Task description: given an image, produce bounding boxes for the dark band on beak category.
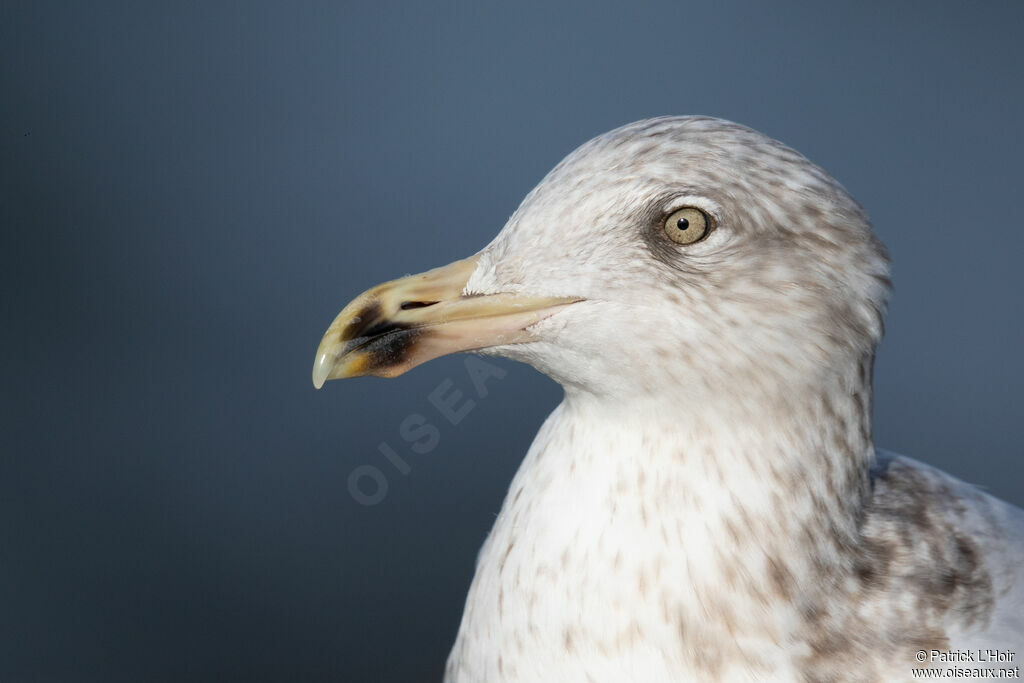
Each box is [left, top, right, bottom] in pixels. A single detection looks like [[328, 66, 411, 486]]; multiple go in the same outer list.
[[342, 302, 410, 343], [323, 301, 421, 376]]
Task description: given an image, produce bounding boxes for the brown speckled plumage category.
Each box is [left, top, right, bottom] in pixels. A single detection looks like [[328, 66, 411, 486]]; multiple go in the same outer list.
[[327, 117, 1024, 682]]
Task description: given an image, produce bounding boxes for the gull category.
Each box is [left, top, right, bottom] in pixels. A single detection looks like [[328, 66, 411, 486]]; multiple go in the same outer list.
[[312, 117, 1024, 682]]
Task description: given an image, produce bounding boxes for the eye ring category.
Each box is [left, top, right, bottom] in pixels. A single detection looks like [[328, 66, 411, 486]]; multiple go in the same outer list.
[[663, 207, 712, 245]]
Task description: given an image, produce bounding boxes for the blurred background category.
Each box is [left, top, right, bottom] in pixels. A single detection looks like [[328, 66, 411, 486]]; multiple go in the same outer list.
[[3, 1, 1022, 681]]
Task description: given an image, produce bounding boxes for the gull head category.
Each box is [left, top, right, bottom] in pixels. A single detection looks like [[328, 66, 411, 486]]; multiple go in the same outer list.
[[314, 116, 891, 408]]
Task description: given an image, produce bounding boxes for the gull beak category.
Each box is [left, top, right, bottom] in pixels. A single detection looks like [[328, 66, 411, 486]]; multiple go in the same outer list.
[[312, 255, 580, 388]]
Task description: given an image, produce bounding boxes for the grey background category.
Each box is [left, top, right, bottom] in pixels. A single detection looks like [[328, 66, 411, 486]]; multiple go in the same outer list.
[[2, 1, 1022, 681]]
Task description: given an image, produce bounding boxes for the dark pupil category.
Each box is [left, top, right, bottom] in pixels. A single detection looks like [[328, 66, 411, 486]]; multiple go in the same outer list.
[[676, 217, 690, 231]]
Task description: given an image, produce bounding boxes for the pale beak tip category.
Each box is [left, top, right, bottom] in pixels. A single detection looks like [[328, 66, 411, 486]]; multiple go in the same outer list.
[[312, 350, 333, 389]]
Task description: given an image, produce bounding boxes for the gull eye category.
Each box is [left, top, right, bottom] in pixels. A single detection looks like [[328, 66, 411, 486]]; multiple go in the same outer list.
[[664, 207, 711, 245]]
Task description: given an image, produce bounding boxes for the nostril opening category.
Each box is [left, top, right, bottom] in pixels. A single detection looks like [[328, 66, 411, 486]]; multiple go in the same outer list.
[[400, 300, 439, 311]]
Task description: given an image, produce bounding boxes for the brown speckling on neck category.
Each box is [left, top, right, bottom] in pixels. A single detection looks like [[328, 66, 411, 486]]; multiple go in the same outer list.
[[791, 453, 998, 681]]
